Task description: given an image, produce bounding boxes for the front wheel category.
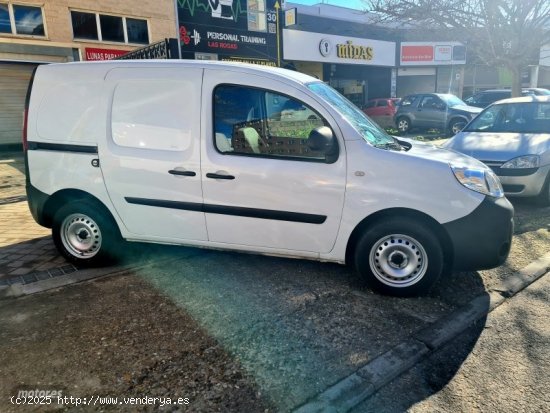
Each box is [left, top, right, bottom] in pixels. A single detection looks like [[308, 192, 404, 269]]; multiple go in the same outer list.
[[449, 119, 467, 136], [354, 218, 444, 297], [396, 117, 410, 134], [52, 200, 121, 267]]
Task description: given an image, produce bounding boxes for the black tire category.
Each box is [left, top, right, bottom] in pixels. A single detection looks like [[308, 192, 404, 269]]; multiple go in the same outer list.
[[354, 218, 444, 297], [52, 200, 121, 267], [535, 173, 550, 207], [448, 118, 467, 136], [396, 117, 410, 134]]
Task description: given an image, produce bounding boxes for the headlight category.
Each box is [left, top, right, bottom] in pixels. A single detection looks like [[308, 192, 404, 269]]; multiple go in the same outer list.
[[501, 155, 540, 169], [451, 165, 504, 198]]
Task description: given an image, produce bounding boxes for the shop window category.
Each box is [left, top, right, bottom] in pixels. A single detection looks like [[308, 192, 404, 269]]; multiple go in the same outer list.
[[100, 15, 124, 42], [0, 3, 45, 37], [70, 10, 149, 45], [71, 11, 98, 40], [0, 4, 10, 33], [126, 18, 149, 44]]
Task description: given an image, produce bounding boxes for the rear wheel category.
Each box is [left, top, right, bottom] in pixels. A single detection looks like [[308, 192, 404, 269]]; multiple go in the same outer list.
[[396, 117, 410, 133], [52, 200, 121, 267], [354, 218, 443, 297]]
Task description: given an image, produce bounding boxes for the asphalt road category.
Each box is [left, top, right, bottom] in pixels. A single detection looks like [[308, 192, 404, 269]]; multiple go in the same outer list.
[[352, 270, 550, 413]]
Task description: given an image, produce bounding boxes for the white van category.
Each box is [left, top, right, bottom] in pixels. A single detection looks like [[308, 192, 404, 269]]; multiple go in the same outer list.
[[24, 61, 513, 296]]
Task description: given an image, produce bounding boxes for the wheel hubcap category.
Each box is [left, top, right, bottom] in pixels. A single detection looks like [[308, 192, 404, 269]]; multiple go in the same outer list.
[[61, 213, 102, 258], [369, 234, 428, 288], [452, 122, 465, 134]]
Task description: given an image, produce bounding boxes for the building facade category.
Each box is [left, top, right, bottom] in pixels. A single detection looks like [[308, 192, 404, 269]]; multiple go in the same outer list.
[[0, 0, 176, 147]]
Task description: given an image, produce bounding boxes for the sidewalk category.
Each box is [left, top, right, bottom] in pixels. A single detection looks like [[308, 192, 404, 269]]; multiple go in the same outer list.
[[0, 153, 70, 281]]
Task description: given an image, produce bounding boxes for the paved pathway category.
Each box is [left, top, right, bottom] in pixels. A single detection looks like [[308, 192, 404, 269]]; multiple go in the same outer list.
[[0, 153, 69, 280]]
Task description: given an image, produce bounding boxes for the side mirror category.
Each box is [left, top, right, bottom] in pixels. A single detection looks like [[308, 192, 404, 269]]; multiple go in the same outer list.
[[307, 126, 338, 163]]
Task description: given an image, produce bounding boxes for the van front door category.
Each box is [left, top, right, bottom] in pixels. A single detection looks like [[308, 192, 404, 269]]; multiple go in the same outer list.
[[100, 67, 207, 242], [200, 70, 346, 254]]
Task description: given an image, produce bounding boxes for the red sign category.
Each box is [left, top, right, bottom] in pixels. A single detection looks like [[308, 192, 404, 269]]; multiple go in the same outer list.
[[401, 45, 434, 62], [84, 47, 128, 61]]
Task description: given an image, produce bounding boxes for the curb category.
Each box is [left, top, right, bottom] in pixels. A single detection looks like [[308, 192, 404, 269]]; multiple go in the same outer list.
[[292, 251, 550, 413], [0, 251, 203, 299], [0, 264, 135, 299]]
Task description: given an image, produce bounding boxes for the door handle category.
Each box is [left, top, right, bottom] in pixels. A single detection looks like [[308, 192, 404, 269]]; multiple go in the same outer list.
[[206, 172, 235, 180], [169, 169, 196, 177]]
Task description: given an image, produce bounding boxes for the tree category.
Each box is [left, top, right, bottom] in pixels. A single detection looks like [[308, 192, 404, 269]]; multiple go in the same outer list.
[[364, 0, 550, 96]]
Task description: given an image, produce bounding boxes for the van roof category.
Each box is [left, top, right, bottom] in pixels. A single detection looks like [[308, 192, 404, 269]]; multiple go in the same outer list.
[[47, 59, 319, 86]]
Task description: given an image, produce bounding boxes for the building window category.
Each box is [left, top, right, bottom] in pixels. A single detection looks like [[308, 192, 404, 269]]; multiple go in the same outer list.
[[99, 15, 124, 42], [70, 10, 149, 45], [247, 0, 266, 32], [126, 18, 148, 44], [71, 11, 98, 40], [0, 3, 45, 37], [0, 4, 10, 33]]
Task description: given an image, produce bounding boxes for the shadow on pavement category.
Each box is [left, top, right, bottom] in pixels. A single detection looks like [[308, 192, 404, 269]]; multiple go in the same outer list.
[[122, 243, 489, 412]]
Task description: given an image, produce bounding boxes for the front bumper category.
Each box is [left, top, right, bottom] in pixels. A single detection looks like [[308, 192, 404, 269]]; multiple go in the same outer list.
[[498, 164, 550, 197], [443, 196, 514, 271], [483, 161, 550, 197]]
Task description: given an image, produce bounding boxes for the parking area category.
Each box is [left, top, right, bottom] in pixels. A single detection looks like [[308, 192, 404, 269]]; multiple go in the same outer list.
[[1, 151, 549, 412]]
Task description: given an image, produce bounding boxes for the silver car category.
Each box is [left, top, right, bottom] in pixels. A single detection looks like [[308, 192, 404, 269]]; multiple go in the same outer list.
[[444, 96, 550, 206]]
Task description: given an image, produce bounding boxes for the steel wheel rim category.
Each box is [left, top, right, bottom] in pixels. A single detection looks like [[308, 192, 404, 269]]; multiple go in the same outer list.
[[60, 213, 102, 258], [451, 122, 465, 135], [398, 119, 409, 132], [369, 234, 428, 288]]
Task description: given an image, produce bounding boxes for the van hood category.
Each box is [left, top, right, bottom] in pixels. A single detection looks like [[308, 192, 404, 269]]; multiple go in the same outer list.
[[443, 131, 550, 162], [451, 105, 483, 115], [395, 137, 490, 170]]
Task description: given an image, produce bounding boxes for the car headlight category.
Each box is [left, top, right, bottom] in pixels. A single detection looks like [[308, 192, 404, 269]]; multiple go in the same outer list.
[[451, 165, 504, 198], [501, 155, 540, 169]]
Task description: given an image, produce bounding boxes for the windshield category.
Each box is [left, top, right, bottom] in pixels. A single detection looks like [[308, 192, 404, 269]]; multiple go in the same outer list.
[[440, 94, 467, 107], [307, 82, 394, 147], [464, 102, 550, 133]]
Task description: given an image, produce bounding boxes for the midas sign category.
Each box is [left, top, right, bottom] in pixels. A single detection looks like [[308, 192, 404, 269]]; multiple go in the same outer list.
[[337, 41, 374, 60]]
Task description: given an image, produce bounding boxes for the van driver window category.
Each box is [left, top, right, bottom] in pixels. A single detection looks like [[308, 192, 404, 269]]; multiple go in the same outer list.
[[213, 85, 330, 161]]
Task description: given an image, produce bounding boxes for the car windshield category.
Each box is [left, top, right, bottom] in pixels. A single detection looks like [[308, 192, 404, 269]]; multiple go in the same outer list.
[[439, 94, 466, 107], [307, 82, 395, 147], [464, 102, 550, 133]]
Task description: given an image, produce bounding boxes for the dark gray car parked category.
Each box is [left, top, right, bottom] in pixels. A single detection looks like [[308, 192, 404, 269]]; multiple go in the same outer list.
[[395, 93, 482, 135], [464, 88, 550, 108]]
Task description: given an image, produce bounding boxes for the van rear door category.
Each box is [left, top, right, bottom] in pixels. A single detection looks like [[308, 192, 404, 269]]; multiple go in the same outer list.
[[100, 67, 207, 242]]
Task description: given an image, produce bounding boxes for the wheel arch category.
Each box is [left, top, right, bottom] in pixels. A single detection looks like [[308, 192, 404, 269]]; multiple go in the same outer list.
[[448, 115, 469, 129], [42, 189, 116, 228], [345, 207, 454, 270]]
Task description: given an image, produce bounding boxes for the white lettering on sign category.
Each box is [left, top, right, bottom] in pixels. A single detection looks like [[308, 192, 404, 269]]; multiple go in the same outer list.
[[435, 45, 452, 61]]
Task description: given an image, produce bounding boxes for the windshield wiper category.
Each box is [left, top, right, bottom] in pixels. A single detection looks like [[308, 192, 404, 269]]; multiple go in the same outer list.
[[374, 141, 404, 151]]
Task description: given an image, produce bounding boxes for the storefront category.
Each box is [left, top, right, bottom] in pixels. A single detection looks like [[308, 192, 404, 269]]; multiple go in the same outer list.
[[177, 0, 279, 66], [283, 29, 396, 107], [397, 42, 467, 97]]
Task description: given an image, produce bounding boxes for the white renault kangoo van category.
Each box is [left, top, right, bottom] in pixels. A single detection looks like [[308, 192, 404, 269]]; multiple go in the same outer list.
[[24, 61, 513, 296]]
